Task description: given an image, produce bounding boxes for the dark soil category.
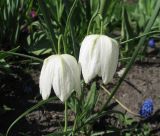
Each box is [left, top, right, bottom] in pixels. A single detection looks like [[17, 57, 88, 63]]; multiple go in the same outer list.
[[0, 52, 160, 136], [116, 60, 160, 116]]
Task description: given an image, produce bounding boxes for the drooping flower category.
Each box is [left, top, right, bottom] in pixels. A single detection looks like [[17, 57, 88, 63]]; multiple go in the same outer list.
[[39, 54, 81, 102], [139, 99, 153, 118], [79, 34, 119, 84], [148, 38, 155, 48]]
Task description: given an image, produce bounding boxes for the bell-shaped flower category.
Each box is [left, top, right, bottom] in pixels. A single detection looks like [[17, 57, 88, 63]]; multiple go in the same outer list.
[[79, 34, 119, 84], [39, 54, 81, 102]]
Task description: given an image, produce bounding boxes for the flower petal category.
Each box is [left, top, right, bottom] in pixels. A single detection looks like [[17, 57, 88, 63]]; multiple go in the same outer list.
[[52, 54, 81, 102], [61, 54, 81, 93], [79, 35, 101, 83], [39, 55, 56, 100], [100, 36, 119, 84]]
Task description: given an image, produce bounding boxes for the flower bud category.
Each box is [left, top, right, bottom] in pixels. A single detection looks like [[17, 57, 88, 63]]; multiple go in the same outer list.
[[139, 99, 153, 118], [148, 38, 155, 48]]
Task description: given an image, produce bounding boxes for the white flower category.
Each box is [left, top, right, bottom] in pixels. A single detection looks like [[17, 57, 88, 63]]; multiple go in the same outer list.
[[39, 54, 81, 102], [79, 34, 119, 84]]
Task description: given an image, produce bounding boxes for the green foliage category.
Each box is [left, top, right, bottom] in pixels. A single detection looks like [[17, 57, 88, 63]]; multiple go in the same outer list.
[[0, 0, 33, 49], [67, 82, 99, 135], [0, 46, 19, 72], [84, 82, 97, 111], [26, 21, 52, 55], [114, 114, 151, 136], [33, 0, 123, 57], [120, 5, 136, 61], [132, 0, 160, 30], [36, 0, 88, 56], [120, 0, 160, 62]]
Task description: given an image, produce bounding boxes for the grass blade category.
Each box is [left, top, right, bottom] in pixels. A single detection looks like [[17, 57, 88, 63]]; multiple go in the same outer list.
[[0, 51, 43, 62], [38, 0, 57, 53]]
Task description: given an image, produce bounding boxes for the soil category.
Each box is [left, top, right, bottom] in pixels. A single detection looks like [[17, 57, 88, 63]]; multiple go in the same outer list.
[[0, 49, 160, 136], [116, 60, 160, 116]]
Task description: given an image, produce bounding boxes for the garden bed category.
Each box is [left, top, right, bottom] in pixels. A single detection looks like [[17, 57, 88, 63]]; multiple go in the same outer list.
[[0, 54, 160, 135]]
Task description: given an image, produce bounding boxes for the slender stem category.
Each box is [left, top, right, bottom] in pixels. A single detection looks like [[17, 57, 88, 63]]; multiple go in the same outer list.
[[120, 31, 160, 45], [101, 0, 160, 110], [119, 57, 131, 61], [87, 1, 100, 35], [64, 0, 78, 36], [70, 22, 77, 58], [72, 115, 77, 135], [62, 35, 67, 54], [72, 98, 77, 135], [98, 14, 103, 35], [99, 0, 106, 16], [58, 35, 62, 54], [64, 101, 68, 134], [63, 0, 78, 55], [0, 51, 43, 62]]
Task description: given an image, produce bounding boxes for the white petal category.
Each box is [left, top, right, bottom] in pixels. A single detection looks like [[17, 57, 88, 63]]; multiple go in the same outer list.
[[39, 55, 56, 100], [99, 35, 119, 84], [117, 68, 126, 77], [61, 54, 81, 93], [52, 54, 81, 102], [79, 35, 101, 83]]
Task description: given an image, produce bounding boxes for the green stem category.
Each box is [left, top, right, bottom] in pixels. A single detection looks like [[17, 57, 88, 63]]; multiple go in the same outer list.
[[62, 35, 67, 54], [63, 0, 78, 55], [98, 14, 103, 35], [0, 51, 43, 62], [119, 57, 131, 61], [120, 31, 160, 45], [70, 22, 77, 58], [58, 35, 62, 54], [72, 98, 77, 135], [64, 101, 68, 134], [101, 0, 160, 110], [64, 0, 78, 36], [87, 1, 100, 35], [72, 115, 77, 135], [99, 0, 106, 16]]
